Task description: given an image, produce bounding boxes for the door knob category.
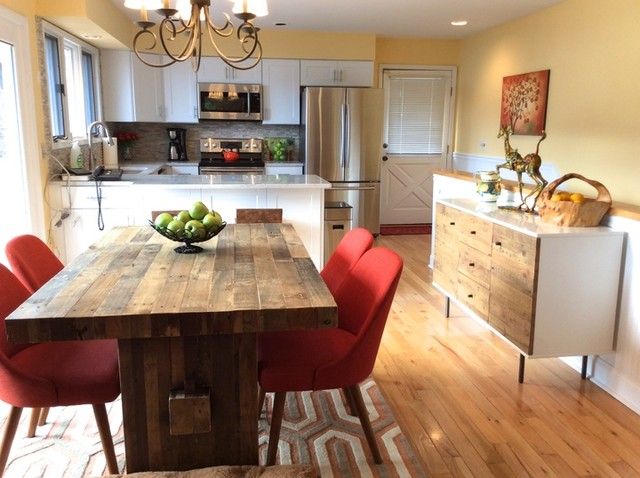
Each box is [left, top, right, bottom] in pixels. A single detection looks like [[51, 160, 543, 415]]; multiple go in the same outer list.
[[382, 155, 389, 161], [383, 143, 388, 149]]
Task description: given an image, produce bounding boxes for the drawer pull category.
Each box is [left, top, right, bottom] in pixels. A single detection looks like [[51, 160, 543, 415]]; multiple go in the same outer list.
[[449, 221, 455, 226], [467, 294, 473, 298], [468, 262, 475, 267], [470, 230, 476, 235], [495, 241, 502, 246]]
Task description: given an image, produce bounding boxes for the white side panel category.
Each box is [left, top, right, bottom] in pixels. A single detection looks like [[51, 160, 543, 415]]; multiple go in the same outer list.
[[532, 234, 622, 357]]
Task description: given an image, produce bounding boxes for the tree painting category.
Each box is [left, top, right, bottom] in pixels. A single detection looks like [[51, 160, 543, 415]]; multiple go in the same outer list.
[[500, 70, 550, 135]]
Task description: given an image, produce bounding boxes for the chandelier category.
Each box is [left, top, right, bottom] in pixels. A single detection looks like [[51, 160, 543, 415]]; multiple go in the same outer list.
[[124, 0, 268, 71]]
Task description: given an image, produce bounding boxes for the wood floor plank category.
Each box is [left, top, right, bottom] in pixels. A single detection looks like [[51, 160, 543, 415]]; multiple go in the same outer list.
[[373, 234, 640, 478]]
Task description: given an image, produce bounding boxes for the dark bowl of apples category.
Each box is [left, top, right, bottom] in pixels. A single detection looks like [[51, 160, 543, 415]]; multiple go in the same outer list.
[[150, 202, 226, 253]]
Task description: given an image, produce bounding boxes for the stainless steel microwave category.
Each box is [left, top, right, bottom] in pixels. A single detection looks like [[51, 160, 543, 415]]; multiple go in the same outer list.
[[198, 83, 262, 121]]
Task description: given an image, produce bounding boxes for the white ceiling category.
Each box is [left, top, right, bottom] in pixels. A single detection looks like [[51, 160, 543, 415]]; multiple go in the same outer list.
[[110, 0, 564, 38]]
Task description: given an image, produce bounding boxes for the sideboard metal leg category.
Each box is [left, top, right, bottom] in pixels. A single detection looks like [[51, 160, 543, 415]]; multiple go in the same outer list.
[[444, 297, 451, 318], [518, 354, 525, 383], [581, 355, 589, 379]]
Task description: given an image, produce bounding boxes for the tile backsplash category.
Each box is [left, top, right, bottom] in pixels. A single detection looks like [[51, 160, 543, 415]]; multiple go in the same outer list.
[[106, 121, 301, 164]]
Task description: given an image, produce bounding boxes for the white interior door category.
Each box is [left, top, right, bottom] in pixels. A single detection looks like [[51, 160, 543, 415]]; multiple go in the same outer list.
[[380, 68, 454, 224], [0, 7, 42, 264]]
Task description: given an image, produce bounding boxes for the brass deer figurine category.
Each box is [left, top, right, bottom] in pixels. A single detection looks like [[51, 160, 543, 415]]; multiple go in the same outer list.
[[496, 126, 548, 212]]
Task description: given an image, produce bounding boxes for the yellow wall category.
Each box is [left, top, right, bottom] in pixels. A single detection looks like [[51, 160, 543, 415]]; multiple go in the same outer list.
[[455, 0, 640, 204]]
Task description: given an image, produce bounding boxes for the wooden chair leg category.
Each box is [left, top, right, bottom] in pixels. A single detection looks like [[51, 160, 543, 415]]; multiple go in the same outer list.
[[38, 407, 49, 426], [348, 384, 383, 464], [27, 408, 41, 438], [258, 385, 266, 418], [0, 406, 23, 474], [342, 387, 358, 416], [266, 392, 286, 466], [92, 404, 119, 475]]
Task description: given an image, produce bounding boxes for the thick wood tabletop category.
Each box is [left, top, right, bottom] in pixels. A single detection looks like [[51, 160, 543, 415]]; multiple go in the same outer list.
[[6, 224, 337, 344]]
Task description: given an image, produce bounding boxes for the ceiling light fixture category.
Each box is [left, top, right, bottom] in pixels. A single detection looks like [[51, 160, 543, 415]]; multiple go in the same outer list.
[[125, 0, 268, 71], [451, 20, 468, 26]]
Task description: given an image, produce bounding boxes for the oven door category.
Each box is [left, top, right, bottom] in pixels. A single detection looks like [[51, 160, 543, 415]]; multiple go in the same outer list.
[[198, 83, 262, 120]]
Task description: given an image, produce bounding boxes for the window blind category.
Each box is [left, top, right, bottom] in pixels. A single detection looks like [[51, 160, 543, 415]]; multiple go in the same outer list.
[[387, 76, 446, 155]]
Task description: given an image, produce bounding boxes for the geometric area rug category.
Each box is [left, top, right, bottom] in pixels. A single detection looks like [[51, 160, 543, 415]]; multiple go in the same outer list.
[[0, 379, 425, 477]]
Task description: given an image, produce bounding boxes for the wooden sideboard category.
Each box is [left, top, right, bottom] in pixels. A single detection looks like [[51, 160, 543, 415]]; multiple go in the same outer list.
[[432, 198, 624, 382]]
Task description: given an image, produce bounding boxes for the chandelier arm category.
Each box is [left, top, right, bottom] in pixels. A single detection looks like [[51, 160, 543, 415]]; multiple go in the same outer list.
[[157, 19, 192, 62], [204, 8, 234, 37]]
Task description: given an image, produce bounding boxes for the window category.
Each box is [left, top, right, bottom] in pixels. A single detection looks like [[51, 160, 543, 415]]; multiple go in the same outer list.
[[384, 71, 449, 155], [43, 22, 100, 145]]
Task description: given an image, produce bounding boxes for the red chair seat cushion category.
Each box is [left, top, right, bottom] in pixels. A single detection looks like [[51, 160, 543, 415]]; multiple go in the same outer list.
[[10, 339, 119, 407], [259, 328, 356, 392]]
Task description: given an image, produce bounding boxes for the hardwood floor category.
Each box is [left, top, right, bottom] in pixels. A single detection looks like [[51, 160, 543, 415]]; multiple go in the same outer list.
[[373, 234, 640, 478]]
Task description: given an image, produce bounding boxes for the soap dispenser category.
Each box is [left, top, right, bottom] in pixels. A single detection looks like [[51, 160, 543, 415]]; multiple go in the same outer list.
[[70, 141, 84, 169]]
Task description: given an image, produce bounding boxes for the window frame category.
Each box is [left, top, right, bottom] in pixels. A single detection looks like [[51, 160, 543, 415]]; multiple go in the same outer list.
[[42, 21, 102, 149]]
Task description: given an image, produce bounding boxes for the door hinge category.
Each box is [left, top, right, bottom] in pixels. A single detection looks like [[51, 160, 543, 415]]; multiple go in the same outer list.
[[450, 86, 453, 97], [58, 83, 65, 96]]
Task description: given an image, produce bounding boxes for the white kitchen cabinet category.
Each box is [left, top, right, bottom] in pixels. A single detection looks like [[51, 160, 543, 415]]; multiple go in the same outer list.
[[300, 60, 373, 87], [101, 51, 197, 123], [197, 57, 262, 84], [208, 189, 267, 226], [163, 60, 198, 123], [264, 163, 303, 175], [261, 59, 300, 124], [101, 50, 135, 122], [131, 187, 203, 225]]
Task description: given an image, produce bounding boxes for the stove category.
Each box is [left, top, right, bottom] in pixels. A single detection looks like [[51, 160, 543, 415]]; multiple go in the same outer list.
[[199, 138, 264, 175]]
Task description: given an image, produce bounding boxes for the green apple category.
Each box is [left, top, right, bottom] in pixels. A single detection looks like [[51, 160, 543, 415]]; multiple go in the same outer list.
[[189, 201, 209, 220], [154, 212, 173, 229], [185, 219, 206, 239], [202, 211, 223, 231], [166, 219, 185, 236], [175, 210, 192, 224]]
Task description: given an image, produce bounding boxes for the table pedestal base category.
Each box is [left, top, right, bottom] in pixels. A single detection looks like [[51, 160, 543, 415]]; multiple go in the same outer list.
[[118, 333, 258, 472]]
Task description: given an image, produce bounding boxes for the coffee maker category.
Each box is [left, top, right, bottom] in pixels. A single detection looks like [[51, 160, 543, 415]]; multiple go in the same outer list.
[[167, 128, 188, 162]]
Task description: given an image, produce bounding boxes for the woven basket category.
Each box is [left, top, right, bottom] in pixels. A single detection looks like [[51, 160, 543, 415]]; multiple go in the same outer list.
[[537, 173, 611, 227]]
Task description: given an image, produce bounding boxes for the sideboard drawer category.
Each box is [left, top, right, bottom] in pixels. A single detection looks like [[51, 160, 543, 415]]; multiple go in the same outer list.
[[435, 203, 462, 241], [457, 243, 491, 287], [492, 224, 538, 267], [458, 213, 493, 254], [457, 273, 489, 319]]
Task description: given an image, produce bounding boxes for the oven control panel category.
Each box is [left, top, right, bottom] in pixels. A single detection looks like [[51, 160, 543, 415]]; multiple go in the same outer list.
[[200, 138, 262, 154]]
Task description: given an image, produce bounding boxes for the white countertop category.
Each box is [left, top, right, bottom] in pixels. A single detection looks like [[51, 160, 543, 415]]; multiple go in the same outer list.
[[439, 198, 623, 238], [56, 173, 330, 189]]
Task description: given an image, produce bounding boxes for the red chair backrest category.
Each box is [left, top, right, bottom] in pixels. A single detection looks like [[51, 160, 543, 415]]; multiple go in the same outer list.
[[0, 264, 32, 358], [315, 247, 403, 389], [6, 234, 64, 294], [321, 228, 374, 296]]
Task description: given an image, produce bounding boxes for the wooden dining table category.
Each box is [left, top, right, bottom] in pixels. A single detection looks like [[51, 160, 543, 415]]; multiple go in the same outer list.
[[5, 223, 338, 472]]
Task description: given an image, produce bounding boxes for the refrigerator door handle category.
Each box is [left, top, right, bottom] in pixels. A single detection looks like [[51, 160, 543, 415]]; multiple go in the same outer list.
[[344, 104, 351, 172], [331, 186, 377, 191], [339, 103, 347, 170]]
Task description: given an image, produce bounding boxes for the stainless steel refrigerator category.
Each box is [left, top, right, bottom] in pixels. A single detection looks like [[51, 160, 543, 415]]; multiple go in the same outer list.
[[302, 87, 384, 235]]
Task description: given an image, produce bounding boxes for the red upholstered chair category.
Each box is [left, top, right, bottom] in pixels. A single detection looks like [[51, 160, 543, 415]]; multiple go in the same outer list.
[[5, 234, 65, 436], [320, 227, 374, 296], [258, 247, 403, 466], [0, 264, 120, 475], [5, 234, 64, 294]]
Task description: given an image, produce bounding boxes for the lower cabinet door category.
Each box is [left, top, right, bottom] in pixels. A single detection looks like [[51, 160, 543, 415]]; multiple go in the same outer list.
[[456, 273, 489, 319]]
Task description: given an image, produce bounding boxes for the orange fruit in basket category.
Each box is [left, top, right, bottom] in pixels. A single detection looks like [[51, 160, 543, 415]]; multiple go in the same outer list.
[[551, 193, 563, 202], [570, 192, 585, 203], [558, 191, 572, 201]]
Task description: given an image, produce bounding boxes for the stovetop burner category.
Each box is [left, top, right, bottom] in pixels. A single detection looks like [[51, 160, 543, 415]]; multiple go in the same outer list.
[[199, 137, 264, 170]]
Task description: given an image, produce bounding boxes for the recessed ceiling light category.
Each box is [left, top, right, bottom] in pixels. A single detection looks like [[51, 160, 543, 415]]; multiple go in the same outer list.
[[274, 22, 287, 27], [82, 34, 103, 40], [451, 20, 468, 26]]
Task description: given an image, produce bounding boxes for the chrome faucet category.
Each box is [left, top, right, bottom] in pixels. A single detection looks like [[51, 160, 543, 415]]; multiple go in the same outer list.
[[86, 120, 114, 171]]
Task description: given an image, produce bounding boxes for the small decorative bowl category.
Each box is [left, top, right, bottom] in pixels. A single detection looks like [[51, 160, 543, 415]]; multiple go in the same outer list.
[[148, 220, 227, 253]]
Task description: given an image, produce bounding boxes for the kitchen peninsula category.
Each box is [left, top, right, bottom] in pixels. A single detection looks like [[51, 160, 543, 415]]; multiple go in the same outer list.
[[48, 173, 329, 268]]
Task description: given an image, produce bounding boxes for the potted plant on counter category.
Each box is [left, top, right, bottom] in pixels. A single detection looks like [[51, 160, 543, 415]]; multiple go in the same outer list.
[[115, 131, 139, 161]]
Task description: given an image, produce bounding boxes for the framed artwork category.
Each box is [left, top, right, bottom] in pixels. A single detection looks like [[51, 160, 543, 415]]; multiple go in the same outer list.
[[500, 69, 550, 135]]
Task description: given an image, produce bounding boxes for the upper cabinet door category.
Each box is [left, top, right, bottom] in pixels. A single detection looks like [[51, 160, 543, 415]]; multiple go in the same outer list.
[[163, 58, 198, 123], [300, 60, 373, 87], [197, 57, 262, 84], [101, 50, 135, 122], [262, 59, 300, 125], [132, 53, 165, 122]]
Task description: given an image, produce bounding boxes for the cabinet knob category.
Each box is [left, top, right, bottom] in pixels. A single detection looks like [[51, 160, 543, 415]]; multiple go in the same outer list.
[[495, 241, 502, 246], [469, 262, 475, 267], [470, 230, 477, 235]]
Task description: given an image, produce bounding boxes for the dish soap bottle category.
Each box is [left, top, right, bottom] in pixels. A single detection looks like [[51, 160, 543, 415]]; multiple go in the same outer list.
[[70, 141, 84, 169]]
